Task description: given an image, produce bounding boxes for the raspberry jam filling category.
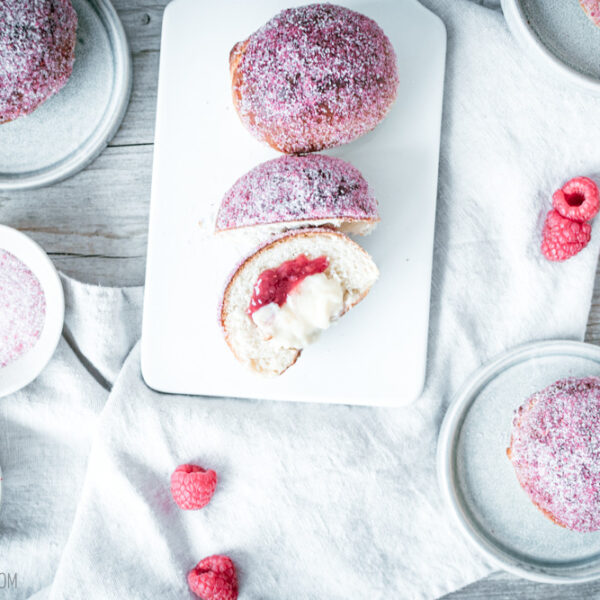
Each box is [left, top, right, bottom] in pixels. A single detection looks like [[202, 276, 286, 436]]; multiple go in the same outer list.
[[247, 254, 329, 316]]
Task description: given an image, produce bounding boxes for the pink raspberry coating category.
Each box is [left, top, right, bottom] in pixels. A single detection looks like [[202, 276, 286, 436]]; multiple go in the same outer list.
[[188, 555, 238, 600], [508, 377, 600, 532], [216, 154, 378, 232], [0, 250, 46, 368], [580, 0, 600, 27], [233, 4, 399, 153], [552, 176, 599, 222], [0, 1, 78, 124], [541, 209, 591, 262], [170, 464, 217, 510]]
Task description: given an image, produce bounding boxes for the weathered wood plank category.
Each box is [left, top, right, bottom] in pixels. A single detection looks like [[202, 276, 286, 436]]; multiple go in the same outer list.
[[109, 50, 159, 147], [0, 145, 152, 285], [50, 255, 146, 287], [112, 0, 165, 53], [107, 0, 165, 146]]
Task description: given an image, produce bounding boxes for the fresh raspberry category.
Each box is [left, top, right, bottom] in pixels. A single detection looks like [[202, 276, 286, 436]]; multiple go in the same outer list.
[[188, 555, 238, 600], [552, 176, 599, 222], [170, 464, 217, 510], [541, 209, 592, 261]]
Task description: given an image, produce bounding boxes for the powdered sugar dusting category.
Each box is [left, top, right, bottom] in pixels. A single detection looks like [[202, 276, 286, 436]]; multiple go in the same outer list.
[[216, 154, 378, 231], [0, 0, 77, 124], [0, 250, 46, 368], [509, 377, 600, 532], [232, 3, 399, 153]]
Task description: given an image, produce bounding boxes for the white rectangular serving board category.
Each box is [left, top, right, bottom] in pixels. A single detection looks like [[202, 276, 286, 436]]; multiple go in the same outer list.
[[141, 0, 446, 406]]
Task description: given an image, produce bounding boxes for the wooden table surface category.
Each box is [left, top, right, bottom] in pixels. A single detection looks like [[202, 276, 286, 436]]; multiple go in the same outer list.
[[2, 1, 600, 598]]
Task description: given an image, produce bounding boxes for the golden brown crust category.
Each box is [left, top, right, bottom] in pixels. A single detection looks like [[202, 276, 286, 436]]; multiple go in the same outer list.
[[230, 39, 258, 142], [229, 40, 248, 79]]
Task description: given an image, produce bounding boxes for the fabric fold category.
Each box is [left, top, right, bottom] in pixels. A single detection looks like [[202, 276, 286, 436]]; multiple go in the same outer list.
[[0, 276, 141, 600]]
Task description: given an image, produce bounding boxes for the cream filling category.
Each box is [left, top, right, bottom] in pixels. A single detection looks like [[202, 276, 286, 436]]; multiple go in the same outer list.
[[251, 272, 344, 348]]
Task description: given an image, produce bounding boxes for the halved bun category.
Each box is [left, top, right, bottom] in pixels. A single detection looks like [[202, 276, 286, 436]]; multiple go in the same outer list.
[[215, 155, 379, 242], [220, 228, 378, 376]]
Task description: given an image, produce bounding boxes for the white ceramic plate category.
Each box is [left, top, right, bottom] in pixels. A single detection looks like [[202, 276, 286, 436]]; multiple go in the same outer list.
[[501, 0, 600, 94], [0, 226, 64, 398], [141, 0, 446, 406], [437, 340, 600, 583], [0, 0, 131, 190]]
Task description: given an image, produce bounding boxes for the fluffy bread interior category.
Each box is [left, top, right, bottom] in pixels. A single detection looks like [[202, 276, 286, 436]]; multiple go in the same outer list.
[[220, 229, 378, 376]]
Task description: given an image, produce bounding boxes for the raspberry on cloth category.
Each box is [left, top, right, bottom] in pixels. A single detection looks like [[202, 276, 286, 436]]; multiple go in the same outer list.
[[552, 176, 599, 222], [188, 555, 238, 600], [170, 464, 217, 510], [541, 209, 592, 262]]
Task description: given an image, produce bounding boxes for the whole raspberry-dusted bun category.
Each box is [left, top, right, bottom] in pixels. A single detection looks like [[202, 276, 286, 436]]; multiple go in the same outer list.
[[0, 0, 78, 124], [215, 154, 379, 238], [230, 3, 399, 154], [507, 377, 600, 532]]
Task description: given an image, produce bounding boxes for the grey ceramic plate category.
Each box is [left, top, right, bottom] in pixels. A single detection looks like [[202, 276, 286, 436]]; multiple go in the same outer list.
[[0, 0, 131, 190], [502, 0, 600, 94], [437, 340, 600, 583]]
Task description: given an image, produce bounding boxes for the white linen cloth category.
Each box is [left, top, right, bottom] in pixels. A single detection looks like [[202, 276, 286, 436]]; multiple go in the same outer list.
[[0, 280, 142, 599], [4, 0, 600, 598]]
